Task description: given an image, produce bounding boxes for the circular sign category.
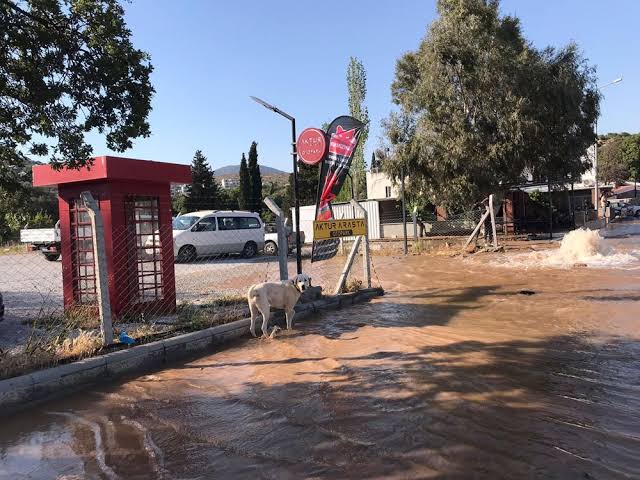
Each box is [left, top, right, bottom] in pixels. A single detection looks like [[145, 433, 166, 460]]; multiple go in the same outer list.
[[297, 128, 327, 165]]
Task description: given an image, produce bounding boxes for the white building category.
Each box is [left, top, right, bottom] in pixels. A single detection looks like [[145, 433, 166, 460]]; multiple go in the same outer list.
[[170, 183, 188, 196], [220, 178, 240, 189], [366, 169, 400, 200]]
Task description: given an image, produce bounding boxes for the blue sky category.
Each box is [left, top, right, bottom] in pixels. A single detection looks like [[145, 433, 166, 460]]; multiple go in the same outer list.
[[87, 0, 639, 173]]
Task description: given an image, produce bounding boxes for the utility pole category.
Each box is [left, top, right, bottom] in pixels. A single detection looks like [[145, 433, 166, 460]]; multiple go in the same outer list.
[[250, 96, 302, 274], [401, 167, 408, 255]]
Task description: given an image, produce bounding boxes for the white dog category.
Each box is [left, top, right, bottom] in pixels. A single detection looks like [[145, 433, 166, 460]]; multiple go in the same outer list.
[[247, 274, 311, 337]]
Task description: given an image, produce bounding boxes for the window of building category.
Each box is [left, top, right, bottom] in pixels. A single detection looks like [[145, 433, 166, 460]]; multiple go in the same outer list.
[[385, 186, 392, 198]]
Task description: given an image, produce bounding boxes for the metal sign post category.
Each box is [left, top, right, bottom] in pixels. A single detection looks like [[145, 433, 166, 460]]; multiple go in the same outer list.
[[350, 199, 371, 288]]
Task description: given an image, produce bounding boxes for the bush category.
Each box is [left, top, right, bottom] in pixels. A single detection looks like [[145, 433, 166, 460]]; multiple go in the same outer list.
[[4, 210, 54, 235]]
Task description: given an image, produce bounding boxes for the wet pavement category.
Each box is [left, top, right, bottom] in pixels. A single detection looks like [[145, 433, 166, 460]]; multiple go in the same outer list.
[[1, 228, 639, 479]]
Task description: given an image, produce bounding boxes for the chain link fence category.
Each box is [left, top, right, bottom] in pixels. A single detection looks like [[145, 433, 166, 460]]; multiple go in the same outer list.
[[379, 208, 484, 238], [1, 196, 375, 364]]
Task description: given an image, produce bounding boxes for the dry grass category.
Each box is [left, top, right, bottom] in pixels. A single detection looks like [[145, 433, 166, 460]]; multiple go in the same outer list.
[[175, 301, 248, 332], [0, 295, 256, 380], [371, 244, 401, 256], [342, 278, 363, 293], [56, 331, 102, 360], [0, 330, 102, 380], [0, 243, 25, 256]]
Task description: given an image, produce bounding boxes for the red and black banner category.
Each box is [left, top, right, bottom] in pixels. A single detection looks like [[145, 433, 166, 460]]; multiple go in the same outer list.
[[312, 115, 365, 262]]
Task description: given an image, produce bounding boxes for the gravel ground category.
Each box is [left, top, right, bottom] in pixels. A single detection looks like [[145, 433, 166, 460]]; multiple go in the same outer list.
[[0, 250, 347, 351]]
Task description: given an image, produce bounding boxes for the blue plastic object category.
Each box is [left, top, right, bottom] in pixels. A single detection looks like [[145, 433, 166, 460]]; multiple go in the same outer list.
[[119, 331, 136, 345]]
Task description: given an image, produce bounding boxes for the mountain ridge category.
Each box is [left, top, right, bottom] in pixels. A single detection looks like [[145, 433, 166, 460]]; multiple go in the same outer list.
[[213, 164, 289, 177]]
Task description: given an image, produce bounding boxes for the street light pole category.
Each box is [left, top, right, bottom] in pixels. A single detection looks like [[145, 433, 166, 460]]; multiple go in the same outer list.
[[290, 117, 302, 275], [594, 117, 598, 212], [594, 77, 622, 217], [401, 167, 408, 255], [250, 96, 302, 274]]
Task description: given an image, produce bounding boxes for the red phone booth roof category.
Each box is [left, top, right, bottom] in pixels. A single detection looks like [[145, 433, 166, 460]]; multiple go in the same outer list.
[[32, 156, 192, 187]]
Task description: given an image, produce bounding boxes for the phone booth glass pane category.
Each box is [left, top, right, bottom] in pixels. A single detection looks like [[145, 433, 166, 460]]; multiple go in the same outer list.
[[125, 196, 164, 304], [70, 199, 96, 305]]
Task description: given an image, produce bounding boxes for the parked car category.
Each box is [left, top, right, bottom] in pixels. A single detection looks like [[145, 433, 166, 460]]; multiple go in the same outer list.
[[606, 200, 622, 218], [171, 210, 265, 262], [0, 291, 4, 320], [626, 201, 640, 217], [607, 199, 640, 218], [264, 223, 306, 256], [20, 220, 61, 261]]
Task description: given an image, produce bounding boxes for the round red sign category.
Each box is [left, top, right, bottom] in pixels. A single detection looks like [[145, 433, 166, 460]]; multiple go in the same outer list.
[[297, 128, 327, 165]]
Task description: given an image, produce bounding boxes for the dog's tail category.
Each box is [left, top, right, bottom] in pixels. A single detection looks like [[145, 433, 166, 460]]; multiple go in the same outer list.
[[247, 285, 260, 300]]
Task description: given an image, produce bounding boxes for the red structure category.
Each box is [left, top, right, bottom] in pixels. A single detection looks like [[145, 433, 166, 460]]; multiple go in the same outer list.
[[33, 156, 191, 317]]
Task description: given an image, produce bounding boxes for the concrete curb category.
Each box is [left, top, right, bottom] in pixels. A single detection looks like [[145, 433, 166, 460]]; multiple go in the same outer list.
[[0, 288, 383, 416]]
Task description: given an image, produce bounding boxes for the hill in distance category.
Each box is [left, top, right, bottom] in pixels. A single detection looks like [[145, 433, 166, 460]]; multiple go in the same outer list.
[[214, 164, 289, 177]]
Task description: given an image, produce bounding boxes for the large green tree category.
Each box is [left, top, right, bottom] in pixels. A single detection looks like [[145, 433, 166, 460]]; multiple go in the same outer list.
[[0, 0, 154, 191], [383, 0, 599, 210], [247, 141, 262, 213], [337, 56, 369, 201], [623, 135, 640, 184], [261, 181, 290, 223], [185, 150, 219, 212], [291, 161, 319, 207], [238, 153, 250, 210], [219, 186, 240, 210], [525, 45, 599, 182], [598, 133, 640, 185]]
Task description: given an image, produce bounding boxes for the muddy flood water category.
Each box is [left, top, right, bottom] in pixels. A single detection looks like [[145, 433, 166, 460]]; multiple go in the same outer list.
[[1, 225, 639, 479]]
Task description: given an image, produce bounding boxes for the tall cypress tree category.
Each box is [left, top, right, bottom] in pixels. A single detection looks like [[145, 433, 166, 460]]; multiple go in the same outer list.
[[185, 150, 219, 212], [339, 56, 369, 201], [247, 141, 262, 213], [292, 161, 319, 206], [238, 153, 250, 210]]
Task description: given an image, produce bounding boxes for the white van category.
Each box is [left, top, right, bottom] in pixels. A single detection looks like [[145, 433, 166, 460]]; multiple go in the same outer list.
[[172, 210, 265, 262]]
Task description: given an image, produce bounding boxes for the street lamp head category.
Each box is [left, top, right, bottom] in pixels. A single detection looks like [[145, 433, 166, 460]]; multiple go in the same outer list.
[[249, 95, 294, 121], [250, 95, 277, 112], [598, 77, 623, 89]]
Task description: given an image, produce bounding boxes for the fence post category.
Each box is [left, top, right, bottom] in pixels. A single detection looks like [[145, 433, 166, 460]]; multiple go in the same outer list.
[[334, 236, 362, 295], [464, 206, 491, 250], [350, 199, 371, 288], [412, 207, 418, 240], [80, 191, 113, 346], [264, 196, 289, 281], [489, 194, 498, 248]]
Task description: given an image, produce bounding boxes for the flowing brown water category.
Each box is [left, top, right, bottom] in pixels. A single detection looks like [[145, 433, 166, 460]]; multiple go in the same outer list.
[[1, 227, 639, 479]]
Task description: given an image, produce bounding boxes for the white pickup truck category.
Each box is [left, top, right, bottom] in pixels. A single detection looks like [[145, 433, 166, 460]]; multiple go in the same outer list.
[[264, 223, 305, 256], [20, 220, 61, 261]]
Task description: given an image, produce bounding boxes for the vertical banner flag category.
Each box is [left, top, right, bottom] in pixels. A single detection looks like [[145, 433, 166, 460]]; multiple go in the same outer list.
[[312, 115, 365, 262]]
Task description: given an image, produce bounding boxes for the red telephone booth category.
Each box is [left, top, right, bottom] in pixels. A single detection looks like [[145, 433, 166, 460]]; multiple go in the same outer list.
[[33, 156, 191, 318]]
